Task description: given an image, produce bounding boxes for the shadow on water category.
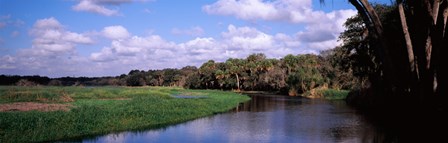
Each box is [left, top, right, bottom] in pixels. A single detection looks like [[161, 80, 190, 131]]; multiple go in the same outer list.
[[61, 94, 402, 143]]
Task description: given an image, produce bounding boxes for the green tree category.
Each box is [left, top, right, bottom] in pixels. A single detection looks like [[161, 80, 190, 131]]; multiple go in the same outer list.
[[126, 70, 146, 86], [199, 60, 217, 89], [286, 54, 325, 95], [225, 58, 244, 91]]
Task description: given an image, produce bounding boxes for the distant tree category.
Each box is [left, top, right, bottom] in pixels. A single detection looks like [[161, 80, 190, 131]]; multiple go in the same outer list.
[[126, 70, 146, 86], [184, 72, 202, 89]]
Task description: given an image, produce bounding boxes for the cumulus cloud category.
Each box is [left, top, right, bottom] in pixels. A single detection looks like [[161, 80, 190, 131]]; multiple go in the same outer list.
[[102, 25, 130, 39], [88, 34, 183, 73], [73, 0, 120, 16], [222, 25, 274, 50], [0, 17, 94, 77], [27, 17, 93, 54], [1, 15, 354, 77], [171, 26, 205, 36], [11, 21, 347, 76], [203, 0, 280, 21], [89, 24, 323, 72], [72, 0, 149, 16], [203, 0, 355, 24], [204, 0, 357, 52]]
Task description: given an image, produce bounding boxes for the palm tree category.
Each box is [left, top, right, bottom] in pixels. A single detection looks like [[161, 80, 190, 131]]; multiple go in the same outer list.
[[322, 0, 447, 99], [226, 58, 244, 91]]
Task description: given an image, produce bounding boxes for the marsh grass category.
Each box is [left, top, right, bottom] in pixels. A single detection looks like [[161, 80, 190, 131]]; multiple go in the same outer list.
[[0, 86, 250, 143], [302, 88, 349, 100]]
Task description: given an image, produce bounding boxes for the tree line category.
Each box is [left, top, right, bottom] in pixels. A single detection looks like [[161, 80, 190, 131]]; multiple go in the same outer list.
[[0, 52, 355, 96]]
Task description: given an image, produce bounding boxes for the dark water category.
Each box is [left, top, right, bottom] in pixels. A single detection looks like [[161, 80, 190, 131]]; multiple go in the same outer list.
[[81, 94, 384, 143]]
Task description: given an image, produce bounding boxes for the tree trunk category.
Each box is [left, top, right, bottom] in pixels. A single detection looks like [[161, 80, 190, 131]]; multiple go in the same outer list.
[[443, 2, 448, 37], [235, 73, 240, 91], [423, 0, 441, 70], [349, 0, 395, 90], [398, 2, 419, 79]]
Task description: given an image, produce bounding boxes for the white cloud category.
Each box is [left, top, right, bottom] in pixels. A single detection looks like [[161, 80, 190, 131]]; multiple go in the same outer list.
[[222, 25, 274, 50], [64, 32, 94, 43], [90, 47, 117, 62], [88, 23, 353, 75], [32, 17, 62, 29], [0, 17, 95, 77], [171, 26, 205, 36], [92, 0, 133, 5], [203, 0, 355, 24], [72, 0, 149, 16], [204, 0, 356, 54], [73, 0, 119, 16], [1, 14, 354, 77], [90, 33, 177, 66], [203, 0, 279, 21], [27, 17, 93, 55], [297, 10, 357, 41], [0, 55, 16, 70], [102, 25, 130, 39], [179, 37, 223, 60]]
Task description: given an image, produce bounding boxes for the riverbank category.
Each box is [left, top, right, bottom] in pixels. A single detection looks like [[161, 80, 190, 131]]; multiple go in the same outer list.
[[0, 86, 250, 142], [237, 88, 349, 100]]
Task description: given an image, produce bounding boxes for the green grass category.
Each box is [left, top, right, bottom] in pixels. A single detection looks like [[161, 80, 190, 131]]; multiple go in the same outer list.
[[319, 89, 349, 100], [303, 88, 349, 100], [0, 86, 250, 143]]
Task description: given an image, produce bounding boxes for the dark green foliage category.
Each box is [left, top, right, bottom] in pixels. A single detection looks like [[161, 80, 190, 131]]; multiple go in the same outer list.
[[126, 70, 146, 86]]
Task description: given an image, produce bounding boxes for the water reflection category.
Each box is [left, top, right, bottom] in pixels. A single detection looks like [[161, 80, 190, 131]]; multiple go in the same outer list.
[[81, 94, 385, 143]]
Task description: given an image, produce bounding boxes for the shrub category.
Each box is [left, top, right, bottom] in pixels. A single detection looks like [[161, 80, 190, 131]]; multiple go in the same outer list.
[[16, 79, 37, 86]]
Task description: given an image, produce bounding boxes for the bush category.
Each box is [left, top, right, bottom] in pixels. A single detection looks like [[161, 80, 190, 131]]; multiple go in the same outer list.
[[16, 79, 37, 86]]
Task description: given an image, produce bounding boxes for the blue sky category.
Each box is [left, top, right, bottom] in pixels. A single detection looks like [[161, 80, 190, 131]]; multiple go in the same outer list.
[[0, 0, 389, 77]]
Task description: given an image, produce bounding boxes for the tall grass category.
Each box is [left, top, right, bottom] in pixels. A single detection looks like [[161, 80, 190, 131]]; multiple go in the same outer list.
[[0, 86, 250, 142], [302, 88, 349, 100]]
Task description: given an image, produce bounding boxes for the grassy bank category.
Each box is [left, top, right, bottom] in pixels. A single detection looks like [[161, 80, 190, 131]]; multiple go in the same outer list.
[[0, 86, 250, 142], [303, 88, 349, 100]]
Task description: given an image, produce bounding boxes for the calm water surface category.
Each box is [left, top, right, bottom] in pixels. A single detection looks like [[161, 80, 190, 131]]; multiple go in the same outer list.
[[80, 94, 384, 143]]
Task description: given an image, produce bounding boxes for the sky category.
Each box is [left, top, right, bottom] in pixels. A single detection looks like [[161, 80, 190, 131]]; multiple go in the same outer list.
[[0, 0, 389, 77]]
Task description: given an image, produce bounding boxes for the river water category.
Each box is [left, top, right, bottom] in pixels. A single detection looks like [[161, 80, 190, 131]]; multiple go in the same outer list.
[[80, 94, 385, 143]]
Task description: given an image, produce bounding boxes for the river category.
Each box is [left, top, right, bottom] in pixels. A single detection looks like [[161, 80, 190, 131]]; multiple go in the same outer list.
[[78, 94, 385, 143]]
